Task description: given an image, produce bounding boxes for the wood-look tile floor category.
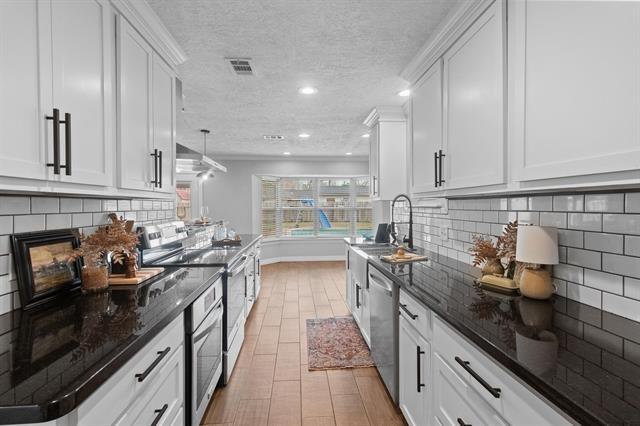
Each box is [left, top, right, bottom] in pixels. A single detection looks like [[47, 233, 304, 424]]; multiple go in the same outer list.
[[201, 261, 405, 426]]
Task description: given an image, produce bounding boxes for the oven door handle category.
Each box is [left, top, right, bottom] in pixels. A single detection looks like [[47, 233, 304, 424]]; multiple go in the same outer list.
[[193, 302, 224, 347], [227, 255, 248, 276]]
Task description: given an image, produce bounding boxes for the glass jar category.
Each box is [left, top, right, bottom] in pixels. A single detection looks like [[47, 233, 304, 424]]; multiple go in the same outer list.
[[82, 260, 109, 293]]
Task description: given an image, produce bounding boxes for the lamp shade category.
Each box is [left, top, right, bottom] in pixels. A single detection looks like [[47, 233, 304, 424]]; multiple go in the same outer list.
[[515, 225, 559, 265]]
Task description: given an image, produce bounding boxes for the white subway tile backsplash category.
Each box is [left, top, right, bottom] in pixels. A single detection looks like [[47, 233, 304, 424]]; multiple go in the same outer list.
[[624, 235, 640, 257], [14, 215, 45, 233], [554, 263, 584, 284], [117, 200, 131, 211], [482, 211, 499, 223], [585, 193, 624, 213], [567, 248, 601, 269], [498, 211, 517, 223], [553, 195, 584, 212], [0, 217, 12, 235], [540, 212, 567, 228], [46, 214, 71, 230], [584, 269, 623, 295], [0, 255, 8, 276], [92, 213, 109, 226], [625, 193, 640, 213], [72, 213, 93, 228], [602, 293, 640, 322], [568, 213, 602, 232], [567, 282, 601, 308], [60, 198, 83, 213], [518, 211, 540, 225], [0, 236, 9, 255], [584, 232, 623, 254], [624, 277, 640, 300], [491, 198, 508, 210], [558, 229, 584, 248], [31, 197, 59, 214], [0, 197, 30, 215], [509, 197, 528, 211], [603, 214, 640, 235], [102, 200, 118, 211], [0, 294, 11, 316], [83, 199, 102, 212], [603, 253, 640, 279], [528, 196, 552, 211]]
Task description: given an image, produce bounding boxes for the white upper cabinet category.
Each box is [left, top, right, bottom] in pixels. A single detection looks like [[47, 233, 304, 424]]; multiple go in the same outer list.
[[152, 54, 176, 193], [510, 0, 640, 182], [118, 16, 153, 191], [51, 0, 112, 186], [117, 16, 177, 193], [365, 106, 407, 201], [442, 0, 505, 190], [410, 60, 443, 194]]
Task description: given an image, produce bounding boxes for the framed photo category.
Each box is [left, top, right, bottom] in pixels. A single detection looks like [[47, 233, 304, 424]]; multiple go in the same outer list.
[[11, 229, 83, 309]]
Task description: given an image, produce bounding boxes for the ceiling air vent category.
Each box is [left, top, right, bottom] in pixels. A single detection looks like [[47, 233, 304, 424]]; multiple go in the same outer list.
[[263, 135, 285, 141], [226, 57, 253, 75]]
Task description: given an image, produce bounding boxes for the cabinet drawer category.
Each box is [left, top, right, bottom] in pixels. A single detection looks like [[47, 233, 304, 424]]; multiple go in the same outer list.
[[118, 345, 184, 426], [399, 290, 431, 340], [434, 317, 571, 425], [433, 351, 506, 426], [78, 314, 184, 425]]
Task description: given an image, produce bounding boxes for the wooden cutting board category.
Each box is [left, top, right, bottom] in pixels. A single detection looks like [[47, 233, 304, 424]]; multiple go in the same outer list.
[[109, 267, 165, 285], [381, 253, 428, 264]]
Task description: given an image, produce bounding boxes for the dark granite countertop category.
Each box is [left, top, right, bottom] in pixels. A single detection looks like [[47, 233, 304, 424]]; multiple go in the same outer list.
[[0, 266, 223, 424], [147, 234, 262, 267], [368, 250, 640, 426]]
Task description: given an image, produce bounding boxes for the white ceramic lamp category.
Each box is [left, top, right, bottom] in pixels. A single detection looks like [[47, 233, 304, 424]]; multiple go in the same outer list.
[[515, 226, 559, 300]]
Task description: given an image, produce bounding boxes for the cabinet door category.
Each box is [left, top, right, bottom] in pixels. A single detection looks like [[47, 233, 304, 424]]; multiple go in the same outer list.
[[152, 54, 176, 193], [369, 124, 380, 198], [511, 1, 640, 181], [0, 0, 50, 180], [432, 352, 507, 426], [410, 60, 443, 194], [51, 0, 112, 186], [443, 0, 505, 190], [399, 316, 429, 426], [118, 16, 153, 191]]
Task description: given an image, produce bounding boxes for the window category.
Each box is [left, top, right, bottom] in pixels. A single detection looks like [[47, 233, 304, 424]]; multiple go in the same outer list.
[[259, 176, 372, 238]]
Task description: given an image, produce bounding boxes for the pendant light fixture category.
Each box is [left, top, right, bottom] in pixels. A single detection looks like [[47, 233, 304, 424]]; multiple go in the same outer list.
[[196, 129, 215, 179]]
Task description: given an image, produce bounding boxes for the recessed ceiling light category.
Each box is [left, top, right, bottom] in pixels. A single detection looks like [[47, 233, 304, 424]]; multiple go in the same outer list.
[[361, 133, 370, 138], [345, 152, 353, 156], [398, 89, 411, 97], [298, 87, 317, 95], [298, 133, 310, 138], [283, 151, 291, 156]]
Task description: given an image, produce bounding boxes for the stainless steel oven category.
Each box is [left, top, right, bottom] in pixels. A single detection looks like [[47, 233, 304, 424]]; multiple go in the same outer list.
[[187, 277, 223, 425], [223, 255, 247, 383]]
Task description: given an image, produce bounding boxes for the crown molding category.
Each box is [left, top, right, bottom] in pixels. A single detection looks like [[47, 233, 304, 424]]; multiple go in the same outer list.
[[400, 0, 494, 85], [111, 0, 188, 68], [363, 106, 406, 127]]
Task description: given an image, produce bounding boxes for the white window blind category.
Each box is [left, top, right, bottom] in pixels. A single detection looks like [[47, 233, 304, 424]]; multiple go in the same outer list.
[[260, 176, 372, 238]]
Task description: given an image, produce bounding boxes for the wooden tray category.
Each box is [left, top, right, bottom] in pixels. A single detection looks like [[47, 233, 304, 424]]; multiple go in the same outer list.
[[474, 278, 519, 295], [109, 267, 165, 285], [381, 253, 428, 264]]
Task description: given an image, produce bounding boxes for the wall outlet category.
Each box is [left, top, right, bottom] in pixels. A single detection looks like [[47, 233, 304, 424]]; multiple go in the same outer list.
[[440, 225, 449, 242]]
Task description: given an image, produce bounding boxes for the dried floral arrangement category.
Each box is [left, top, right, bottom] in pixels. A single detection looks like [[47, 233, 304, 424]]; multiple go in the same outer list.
[[469, 221, 519, 276], [71, 213, 139, 267]]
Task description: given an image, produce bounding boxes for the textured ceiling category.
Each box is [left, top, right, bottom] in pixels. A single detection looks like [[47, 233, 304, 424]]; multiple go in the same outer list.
[[147, 0, 460, 158]]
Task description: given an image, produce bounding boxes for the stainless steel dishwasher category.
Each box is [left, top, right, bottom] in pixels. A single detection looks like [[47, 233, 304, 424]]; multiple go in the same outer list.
[[368, 263, 399, 404]]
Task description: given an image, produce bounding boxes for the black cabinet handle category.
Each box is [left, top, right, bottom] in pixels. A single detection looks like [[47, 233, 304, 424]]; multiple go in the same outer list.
[[61, 112, 71, 176], [355, 283, 360, 308], [135, 346, 170, 382], [372, 176, 377, 195], [400, 303, 418, 320], [438, 149, 445, 186], [434, 151, 438, 187], [417, 345, 425, 393], [457, 418, 471, 426], [150, 149, 159, 187], [455, 356, 501, 398], [46, 108, 61, 174], [158, 149, 163, 188], [150, 403, 169, 426], [257, 258, 260, 275]]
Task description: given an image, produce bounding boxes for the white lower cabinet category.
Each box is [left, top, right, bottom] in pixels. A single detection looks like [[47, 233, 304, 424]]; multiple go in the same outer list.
[[399, 315, 430, 426], [77, 314, 185, 426], [346, 246, 370, 346]]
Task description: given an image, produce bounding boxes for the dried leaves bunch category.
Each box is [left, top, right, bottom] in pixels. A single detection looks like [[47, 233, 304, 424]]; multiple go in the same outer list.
[[469, 220, 518, 267], [72, 213, 139, 265]]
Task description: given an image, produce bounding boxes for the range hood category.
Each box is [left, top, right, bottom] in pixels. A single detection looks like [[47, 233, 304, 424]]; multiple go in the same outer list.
[[176, 143, 227, 174]]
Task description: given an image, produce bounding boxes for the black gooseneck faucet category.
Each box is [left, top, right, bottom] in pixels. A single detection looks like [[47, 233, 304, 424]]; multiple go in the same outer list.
[[390, 194, 413, 250]]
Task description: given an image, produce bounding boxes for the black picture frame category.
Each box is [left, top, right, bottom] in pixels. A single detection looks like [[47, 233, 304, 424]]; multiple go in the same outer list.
[[11, 229, 83, 310]]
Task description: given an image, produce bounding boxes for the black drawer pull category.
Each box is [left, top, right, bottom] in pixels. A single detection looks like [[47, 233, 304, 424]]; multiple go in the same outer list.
[[158, 149, 163, 188], [457, 418, 471, 426], [355, 283, 361, 308], [454, 356, 501, 398], [61, 112, 71, 175], [150, 149, 159, 187], [150, 403, 169, 426], [434, 151, 438, 187], [46, 108, 61, 174], [400, 303, 418, 320], [135, 346, 171, 382], [438, 149, 445, 185], [417, 346, 425, 393]]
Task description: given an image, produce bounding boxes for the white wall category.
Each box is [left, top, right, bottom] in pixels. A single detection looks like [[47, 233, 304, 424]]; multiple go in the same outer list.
[[202, 158, 369, 261]]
